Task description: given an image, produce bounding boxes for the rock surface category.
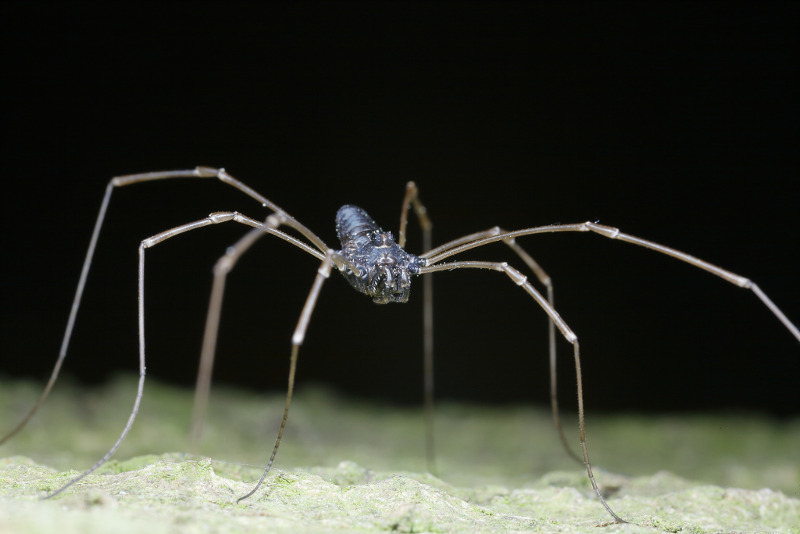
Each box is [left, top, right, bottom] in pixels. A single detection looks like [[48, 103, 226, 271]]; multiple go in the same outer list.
[[1, 377, 798, 533]]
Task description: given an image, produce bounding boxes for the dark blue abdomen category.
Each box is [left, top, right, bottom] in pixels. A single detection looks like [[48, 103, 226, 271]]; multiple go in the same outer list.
[[336, 205, 381, 248]]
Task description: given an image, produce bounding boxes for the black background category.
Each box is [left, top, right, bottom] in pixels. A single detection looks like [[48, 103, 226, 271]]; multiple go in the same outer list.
[[1, 2, 798, 416]]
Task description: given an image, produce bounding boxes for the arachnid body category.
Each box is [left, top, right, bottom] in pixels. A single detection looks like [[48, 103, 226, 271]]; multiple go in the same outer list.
[[3, 167, 798, 524], [335, 205, 424, 304]]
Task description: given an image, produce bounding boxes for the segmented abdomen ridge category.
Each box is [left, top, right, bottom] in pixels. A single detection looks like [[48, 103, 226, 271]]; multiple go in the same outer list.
[[336, 205, 381, 247]]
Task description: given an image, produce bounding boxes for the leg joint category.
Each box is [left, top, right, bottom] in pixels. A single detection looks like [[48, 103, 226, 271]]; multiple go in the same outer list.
[[502, 263, 527, 285], [586, 221, 620, 238], [195, 166, 222, 177]]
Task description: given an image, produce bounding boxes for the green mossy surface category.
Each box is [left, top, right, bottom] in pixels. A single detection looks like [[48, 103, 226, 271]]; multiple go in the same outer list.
[[1, 376, 798, 533]]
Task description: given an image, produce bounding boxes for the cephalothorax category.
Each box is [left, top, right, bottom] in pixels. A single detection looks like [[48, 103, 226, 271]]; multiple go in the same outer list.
[[3, 166, 798, 526], [335, 205, 425, 304]]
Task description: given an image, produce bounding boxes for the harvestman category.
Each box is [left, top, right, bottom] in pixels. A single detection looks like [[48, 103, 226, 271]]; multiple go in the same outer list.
[[3, 167, 799, 523]]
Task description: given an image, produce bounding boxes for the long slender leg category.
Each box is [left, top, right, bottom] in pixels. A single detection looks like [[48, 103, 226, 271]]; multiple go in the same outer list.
[[191, 215, 291, 445], [397, 182, 437, 471], [40, 212, 321, 498], [502, 237, 582, 464], [399, 187, 581, 468], [236, 251, 335, 502], [419, 220, 800, 522], [190, 211, 369, 445], [420, 260, 625, 523], [113, 167, 329, 252], [189, 241, 255, 444], [423, 221, 800, 343], [0, 180, 113, 447], [189, 210, 334, 445], [430, 227, 582, 462], [1, 167, 325, 447], [398, 181, 432, 250], [423, 220, 800, 466]]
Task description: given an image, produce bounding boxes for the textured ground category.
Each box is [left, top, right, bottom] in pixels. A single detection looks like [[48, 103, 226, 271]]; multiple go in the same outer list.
[[1, 376, 798, 533]]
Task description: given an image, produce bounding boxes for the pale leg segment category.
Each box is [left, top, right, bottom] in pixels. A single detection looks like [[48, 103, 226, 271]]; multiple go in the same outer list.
[[113, 167, 328, 252], [189, 212, 366, 446], [425, 221, 800, 344], [236, 252, 335, 502], [0, 167, 324, 447], [420, 260, 625, 524], [431, 228, 581, 463], [410, 220, 584, 465], [41, 211, 296, 499], [397, 182, 437, 472], [189, 212, 328, 445], [502, 236, 582, 464], [398, 185, 581, 470]]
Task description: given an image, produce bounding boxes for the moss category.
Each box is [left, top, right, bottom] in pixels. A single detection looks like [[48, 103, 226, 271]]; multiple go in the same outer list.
[[1, 376, 798, 533]]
